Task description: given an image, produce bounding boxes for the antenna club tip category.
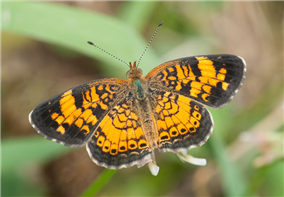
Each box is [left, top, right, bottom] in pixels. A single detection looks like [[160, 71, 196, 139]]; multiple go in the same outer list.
[[87, 41, 93, 45], [158, 21, 164, 27]]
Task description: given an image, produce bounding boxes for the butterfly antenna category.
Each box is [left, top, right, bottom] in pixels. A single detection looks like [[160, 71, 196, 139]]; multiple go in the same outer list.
[[137, 21, 164, 67], [87, 41, 130, 68]]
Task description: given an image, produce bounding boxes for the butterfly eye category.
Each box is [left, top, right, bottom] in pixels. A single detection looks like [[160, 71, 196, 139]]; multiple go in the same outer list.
[[138, 68, 143, 75], [126, 70, 132, 78]]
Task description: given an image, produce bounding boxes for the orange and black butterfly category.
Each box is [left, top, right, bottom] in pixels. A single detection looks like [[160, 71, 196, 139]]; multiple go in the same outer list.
[[29, 22, 246, 171]]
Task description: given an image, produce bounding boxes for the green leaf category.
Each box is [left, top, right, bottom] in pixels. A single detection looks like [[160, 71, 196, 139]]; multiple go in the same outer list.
[[2, 136, 70, 172], [1, 137, 70, 196], [118, 1, 159, 31], [2, 2, 160, 76]]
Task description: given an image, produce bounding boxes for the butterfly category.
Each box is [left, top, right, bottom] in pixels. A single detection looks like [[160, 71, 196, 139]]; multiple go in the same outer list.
[[29, 22, 246, 172]]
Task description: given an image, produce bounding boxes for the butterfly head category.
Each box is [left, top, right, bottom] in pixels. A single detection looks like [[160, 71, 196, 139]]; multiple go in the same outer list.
[[127, 61, 143, 79]]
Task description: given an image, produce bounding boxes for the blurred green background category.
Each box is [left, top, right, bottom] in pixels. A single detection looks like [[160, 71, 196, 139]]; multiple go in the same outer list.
[[2, 1, 283, 197]]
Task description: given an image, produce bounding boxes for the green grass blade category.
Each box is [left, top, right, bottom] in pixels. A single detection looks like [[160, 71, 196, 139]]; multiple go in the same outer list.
[[209, 133, 247, 196], [209, 108, 248, 196], [80, 169, 117, 197]]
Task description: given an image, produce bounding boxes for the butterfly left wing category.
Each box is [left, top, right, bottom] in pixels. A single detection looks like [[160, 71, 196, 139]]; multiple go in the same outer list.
[[29, 78, 128, 146], [87, 95, 152, 169]]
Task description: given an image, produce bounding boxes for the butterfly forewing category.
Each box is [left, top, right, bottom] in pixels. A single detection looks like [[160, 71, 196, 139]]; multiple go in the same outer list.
[[146, 54, 246, 108], [29, 78, 128, 146]]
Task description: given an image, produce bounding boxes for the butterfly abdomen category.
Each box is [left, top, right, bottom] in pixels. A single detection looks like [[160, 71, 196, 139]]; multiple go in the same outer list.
[[133, 91, 158, 149]]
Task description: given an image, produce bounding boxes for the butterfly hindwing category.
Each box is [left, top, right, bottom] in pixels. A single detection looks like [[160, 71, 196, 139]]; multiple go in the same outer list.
[[87, 95, 152, 169], [29, 78, 128, 146], [149, 89, 213, 152], [146, 54, 246, 108]]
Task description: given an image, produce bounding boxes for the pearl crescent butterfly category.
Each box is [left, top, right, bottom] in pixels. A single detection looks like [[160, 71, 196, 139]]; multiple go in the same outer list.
[[29, 22, 246, 169]]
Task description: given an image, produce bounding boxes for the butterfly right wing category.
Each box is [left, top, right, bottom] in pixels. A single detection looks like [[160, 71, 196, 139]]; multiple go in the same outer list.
[[29, 78, 128, 147]]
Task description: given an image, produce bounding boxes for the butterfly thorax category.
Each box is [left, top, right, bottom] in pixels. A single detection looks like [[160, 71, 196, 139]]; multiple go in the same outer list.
[[127, 61, 146, 99], [127, 61, 158, 150]]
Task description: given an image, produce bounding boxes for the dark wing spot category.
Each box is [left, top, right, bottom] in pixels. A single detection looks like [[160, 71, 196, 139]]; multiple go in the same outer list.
[[130, 144, 135, 148], [161, 135, 169, 140]]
